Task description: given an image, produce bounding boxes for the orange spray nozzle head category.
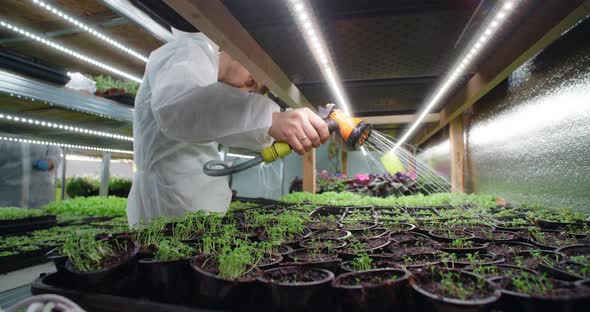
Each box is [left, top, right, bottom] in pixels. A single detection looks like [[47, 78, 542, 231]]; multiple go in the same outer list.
[[318, 104, 372, 150]]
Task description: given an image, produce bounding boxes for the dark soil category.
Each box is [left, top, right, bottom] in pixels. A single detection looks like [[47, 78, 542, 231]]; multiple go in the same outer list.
[[447, 253, 501, 267], [487, 242, 534, 256], [532, 232, 579, 248], [385, 244, 440, 259], [399, 253, 440, 267], [341, 237, 390, 254], [381, 222, 414, 233], [389, 232, 417, 242], [336, 269, 404, 286], [288, 249, 339, 262], [306, 219, 341, 231], [341, 221, 377, 231], [299, 239, 347, 250], [349, 228, 388, 240], [557, 244, 590, 257], [262, 266, 329, 284], [313, 229, 350, 240], [467, 264, 536, 279], [429, 229, 474, 241], [504, 251, 565, 270], [469, 229, 519, 241]]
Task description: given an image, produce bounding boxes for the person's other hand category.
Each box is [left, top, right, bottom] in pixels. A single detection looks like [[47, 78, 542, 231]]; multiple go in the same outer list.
[[32, 159, 54, 171], [268, 108, 330, 154]]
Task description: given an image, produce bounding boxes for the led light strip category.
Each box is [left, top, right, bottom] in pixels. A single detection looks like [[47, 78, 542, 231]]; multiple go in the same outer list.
[[286, 0, 352, 115], [393, 0, 518, 151], [0, 112, 133, 141], [0, 20, 142, 83], [31, 0, 148, 63], [0, 135, 133, 155]]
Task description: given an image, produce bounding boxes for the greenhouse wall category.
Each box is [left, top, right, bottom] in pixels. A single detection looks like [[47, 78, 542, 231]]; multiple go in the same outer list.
[[420, 17, 590, 212]]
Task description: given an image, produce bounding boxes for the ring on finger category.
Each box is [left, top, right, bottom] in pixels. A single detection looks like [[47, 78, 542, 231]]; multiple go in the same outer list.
[[300, 136, 308, 141]]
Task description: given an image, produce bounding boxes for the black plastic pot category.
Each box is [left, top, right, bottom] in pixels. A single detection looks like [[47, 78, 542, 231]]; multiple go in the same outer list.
[[399, 252, 441, 269], [340, 221, 378, 232], [45, 248, 67, 273], [536, 262, 586, 282], [409, 268, 501, 312], [299, 238, 348, 250], [138, 257, 193, 304], [281, 227, 313, 247], [444, 253, 505, 269], [556, 244, 590, 257], [258, 266, 334, 312], [64, 239, 139, 295], [349, 227, 389, 241], [465, 264, 538, 280], [277, 244, 294, 256], [339, 256, 401, 273], [338, 237, 391, 261], [490, 276, 590, 312], [257, 253, 284, 270], [381, 222, 416, 234], [189, 254, 263, 309], [311, 229, 352, 240], [331, 268, 410, 312], [286, 248, 342, 272], [507, 250, 567, 270]]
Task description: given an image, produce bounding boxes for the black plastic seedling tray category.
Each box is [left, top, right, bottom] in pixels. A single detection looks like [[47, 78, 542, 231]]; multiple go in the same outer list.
[[0, 215, 57, 236], [31, 272, 223, 312], [0, 247, 53, 274]]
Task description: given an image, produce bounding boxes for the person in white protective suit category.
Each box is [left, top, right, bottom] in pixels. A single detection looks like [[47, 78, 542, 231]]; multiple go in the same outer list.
[[127, 29, 329, 226], [0, 142, 62, 208]]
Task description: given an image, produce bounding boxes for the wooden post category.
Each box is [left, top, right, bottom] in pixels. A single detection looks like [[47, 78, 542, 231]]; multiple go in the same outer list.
[[302, 149, 316, 193], [340, 150, 347, 174], [449, 117, 465, 193]]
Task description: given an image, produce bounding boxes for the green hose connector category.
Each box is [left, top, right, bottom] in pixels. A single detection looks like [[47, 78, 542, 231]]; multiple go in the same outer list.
[[261, 142, 292, 162]]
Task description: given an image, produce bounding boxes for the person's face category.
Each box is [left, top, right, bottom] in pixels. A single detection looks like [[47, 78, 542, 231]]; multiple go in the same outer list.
[[218, 53, 257, 92]]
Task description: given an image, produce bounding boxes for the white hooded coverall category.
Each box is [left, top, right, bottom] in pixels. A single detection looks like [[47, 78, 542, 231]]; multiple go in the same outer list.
[[127, 29, 279, 226], [0, 142, 61, 209]]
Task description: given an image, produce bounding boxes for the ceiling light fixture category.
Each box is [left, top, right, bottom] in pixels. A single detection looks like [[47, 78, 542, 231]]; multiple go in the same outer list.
[[286, 0, 352, 115], [0, 112, 133, 141], [392, 0, 519, 151], [0, 135, 133, 155], [31, 0, 148, 63], [0, 20, 142, 83]]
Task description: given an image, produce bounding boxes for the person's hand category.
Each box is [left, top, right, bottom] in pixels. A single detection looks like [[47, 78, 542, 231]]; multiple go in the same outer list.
[[268, 108, 330, 154], [32, 159, 54, 171]]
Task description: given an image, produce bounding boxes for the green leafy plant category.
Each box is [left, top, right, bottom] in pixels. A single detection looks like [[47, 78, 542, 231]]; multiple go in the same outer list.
[[511, 272, 554, 295], [351, 254, 373, 271], [62, 234, 131, 272], [153, 239, 194, 261], [0, 207, 48, 220], [94, 75, 139, 95]]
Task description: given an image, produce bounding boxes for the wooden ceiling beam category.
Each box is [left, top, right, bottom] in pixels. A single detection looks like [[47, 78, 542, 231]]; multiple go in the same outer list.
[[163, 0, 313, 110], [362, 113, 440, 125], [413, 0, 590, 146]]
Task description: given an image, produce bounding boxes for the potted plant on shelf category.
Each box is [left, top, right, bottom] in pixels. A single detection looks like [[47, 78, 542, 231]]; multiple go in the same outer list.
[[257, 266, 334, 312], [409, 267, 501, 311], [62, 233, 139, 295], [332, 268, 411, 312], [138, 238, 196, 304]]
